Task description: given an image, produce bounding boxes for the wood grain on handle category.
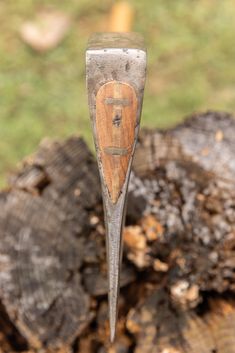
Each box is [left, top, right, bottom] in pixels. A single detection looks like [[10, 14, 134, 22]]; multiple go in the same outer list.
[[96, 81, 137, 203]]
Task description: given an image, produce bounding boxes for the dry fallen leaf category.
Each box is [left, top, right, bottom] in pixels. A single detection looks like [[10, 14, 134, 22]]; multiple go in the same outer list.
[[20, 10, 71, 52]]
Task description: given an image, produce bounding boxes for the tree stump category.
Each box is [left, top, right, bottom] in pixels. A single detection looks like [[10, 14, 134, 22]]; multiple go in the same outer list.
[[0, 111, 235, 353]]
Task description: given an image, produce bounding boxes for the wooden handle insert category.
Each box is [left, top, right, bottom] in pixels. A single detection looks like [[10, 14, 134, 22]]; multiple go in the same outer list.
[[96, 81, 137, 203]]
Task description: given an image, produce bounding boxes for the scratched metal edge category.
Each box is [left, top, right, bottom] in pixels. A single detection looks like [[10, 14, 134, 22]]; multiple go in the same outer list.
[[86, 33, 147, 341]]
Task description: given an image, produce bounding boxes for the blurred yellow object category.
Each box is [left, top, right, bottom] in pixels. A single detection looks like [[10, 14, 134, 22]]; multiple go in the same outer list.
[[108, 1, 134, 32]]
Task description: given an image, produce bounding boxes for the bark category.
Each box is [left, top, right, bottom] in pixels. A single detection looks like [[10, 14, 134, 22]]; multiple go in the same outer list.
[[0, 111, 234, 353]]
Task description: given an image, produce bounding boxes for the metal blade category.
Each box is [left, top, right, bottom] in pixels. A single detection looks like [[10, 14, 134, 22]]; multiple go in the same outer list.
[[104, 189, 127, 342], [86, 32, 146, 342], [107, 210, 122, 342]]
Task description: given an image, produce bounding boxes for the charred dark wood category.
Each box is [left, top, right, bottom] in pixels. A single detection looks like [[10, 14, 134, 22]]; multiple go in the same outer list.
[[0, 111, 235, 353]]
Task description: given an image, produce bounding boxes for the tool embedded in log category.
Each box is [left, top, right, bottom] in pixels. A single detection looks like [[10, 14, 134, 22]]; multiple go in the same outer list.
[[86, 32, 147, 342]]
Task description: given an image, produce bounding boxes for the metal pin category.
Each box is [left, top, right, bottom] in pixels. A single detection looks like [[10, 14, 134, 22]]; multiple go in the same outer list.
[[86, 32, 147, 342]]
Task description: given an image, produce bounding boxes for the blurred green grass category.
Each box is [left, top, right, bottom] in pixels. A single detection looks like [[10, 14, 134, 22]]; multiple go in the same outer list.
[[1, 0, 235, 185]]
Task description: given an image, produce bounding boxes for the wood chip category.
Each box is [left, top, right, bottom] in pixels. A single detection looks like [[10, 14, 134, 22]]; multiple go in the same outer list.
[[140, 215, 164, 242], [215, 129, 224, 142], [153, 259, 169, 272], [123, 226, 151, 268], [123, 226, 146, 250], [170, 281, 200, 309]]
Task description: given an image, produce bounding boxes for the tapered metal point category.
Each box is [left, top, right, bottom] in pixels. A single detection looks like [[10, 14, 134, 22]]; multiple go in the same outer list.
[[86, 32, 147, 342]]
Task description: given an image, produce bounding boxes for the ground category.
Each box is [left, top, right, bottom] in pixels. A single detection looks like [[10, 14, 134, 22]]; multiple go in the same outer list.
[[0, 0, 235, 185]]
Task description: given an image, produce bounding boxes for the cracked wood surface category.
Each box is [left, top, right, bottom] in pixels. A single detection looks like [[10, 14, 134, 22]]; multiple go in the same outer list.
[[0, 111, 235, 352], [0, 138, 100, 348]]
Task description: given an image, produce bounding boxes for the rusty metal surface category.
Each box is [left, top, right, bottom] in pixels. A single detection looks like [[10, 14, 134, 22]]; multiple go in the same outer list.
[[86, 32, 147, 342]]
